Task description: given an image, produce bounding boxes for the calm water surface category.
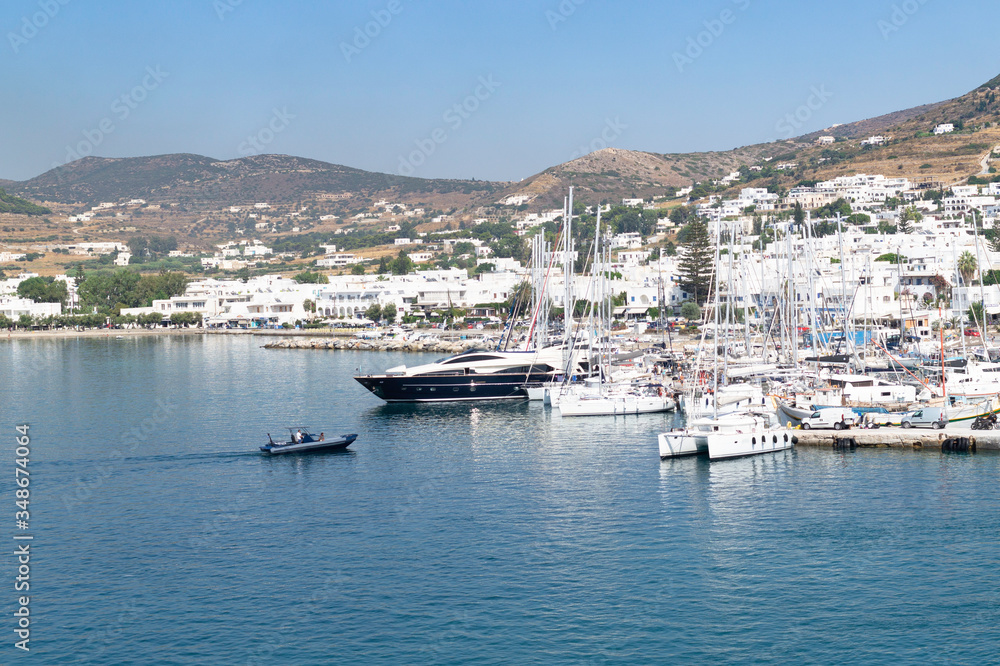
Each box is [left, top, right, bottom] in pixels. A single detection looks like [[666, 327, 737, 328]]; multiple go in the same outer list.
[[1, 335, 998, 664]]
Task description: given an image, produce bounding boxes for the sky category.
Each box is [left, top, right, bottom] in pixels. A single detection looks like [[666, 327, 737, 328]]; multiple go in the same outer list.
[[1, 0, 999, 183]]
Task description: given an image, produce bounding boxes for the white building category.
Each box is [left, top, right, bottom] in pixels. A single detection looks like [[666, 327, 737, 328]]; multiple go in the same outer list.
[[316, 254, 361, 267]]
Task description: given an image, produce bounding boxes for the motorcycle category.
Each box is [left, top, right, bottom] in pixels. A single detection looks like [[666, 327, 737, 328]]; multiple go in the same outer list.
[[971, 414, 997, 430]]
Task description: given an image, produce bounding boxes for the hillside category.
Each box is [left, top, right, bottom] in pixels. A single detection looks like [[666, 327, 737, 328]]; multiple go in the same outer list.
[[4, 73, 1000, 260], [11, 153, 503, 209], [495, 74, 1000, 206], [0, 188, 50, 215], [495, 145, 787, 209]]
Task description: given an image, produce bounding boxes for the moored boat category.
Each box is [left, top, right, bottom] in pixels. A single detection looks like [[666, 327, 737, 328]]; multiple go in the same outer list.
[[354, 347, 582, 403]]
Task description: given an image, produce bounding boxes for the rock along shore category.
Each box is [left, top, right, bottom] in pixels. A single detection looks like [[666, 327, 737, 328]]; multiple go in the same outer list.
[[262, 336, 483, 354]]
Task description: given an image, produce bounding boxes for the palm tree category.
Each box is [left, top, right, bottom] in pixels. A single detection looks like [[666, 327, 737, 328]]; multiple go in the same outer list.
[[958, 251, 978, 286]]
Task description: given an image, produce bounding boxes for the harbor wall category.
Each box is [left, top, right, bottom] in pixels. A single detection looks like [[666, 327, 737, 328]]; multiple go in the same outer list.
[[794, 428, 1000, 450]]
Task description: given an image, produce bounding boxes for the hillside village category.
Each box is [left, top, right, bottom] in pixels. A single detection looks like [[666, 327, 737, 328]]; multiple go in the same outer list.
[[5, 161, 1000, 344], [6, 72, 1000, 336]]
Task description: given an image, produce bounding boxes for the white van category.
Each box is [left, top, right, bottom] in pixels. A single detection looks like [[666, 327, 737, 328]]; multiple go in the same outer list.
[[800, 407, 857, 430], [900, 407, 947, 429]]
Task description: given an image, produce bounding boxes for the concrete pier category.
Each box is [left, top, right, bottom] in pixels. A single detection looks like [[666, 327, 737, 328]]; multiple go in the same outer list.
[[794, 427, 1000, 451]]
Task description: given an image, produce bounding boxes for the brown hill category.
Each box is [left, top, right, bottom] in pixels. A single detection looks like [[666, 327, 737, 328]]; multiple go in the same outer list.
[[494, 74, 1000, 206], [10, 153, 504, 210]]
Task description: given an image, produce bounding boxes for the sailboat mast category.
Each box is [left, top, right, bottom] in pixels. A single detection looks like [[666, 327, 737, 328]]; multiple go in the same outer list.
[[713, 214, 721, 414], [837, 213, 849, 356], [563, 188, 574, 378]]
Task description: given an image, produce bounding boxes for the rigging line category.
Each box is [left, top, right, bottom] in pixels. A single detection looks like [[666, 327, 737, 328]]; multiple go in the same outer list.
[[520, 224, 565, 351]]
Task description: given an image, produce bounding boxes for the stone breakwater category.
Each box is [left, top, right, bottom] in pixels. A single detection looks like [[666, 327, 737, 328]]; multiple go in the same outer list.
[[262, 337, 482, 354]]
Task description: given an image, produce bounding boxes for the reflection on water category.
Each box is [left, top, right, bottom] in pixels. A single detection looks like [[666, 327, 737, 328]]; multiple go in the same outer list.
[[2, 337, 999, 664]]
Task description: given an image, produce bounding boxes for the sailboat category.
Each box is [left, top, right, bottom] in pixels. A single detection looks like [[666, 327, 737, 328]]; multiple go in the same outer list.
[[553, 201, 675, 417], [659, 215, 794, 459]]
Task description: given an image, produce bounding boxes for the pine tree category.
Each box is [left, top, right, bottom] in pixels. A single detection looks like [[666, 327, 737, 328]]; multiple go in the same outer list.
[[897, 205, 921, 234], [988, 217, 1000, 253], [677, 217, 714, 304]]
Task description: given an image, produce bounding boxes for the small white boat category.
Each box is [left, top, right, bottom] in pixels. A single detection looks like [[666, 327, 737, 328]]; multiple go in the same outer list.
[[260, 428, 357, 455], [705, 415, 795, 461], [658, 411, 796, 460], [658, 412, 762, 458], [556, 383, 675, 417]]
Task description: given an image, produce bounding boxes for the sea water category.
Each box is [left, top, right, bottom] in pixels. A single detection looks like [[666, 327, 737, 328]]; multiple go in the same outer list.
[[1, 335, 998, 664]]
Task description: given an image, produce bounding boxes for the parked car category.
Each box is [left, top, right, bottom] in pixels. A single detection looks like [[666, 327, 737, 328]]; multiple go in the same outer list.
[[800, 407, 857, 430], [965, 328, 981, 337], [901, 407, 947, 429]]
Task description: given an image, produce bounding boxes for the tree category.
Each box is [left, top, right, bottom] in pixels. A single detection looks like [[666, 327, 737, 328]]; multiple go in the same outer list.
[[17, 276, 68, 306], [988, 217, 1000, 253], [390, 250, 414, 275], [17, 314, 33, 329], [958, 251, 978, 285], [664, 240, 676, 257], [930, 274, 952, 303], [876, 220, 897, 234], [135, 272, 188, 305], [897, 205, 922, 234], [793, 202, 805, 227], [968, 300, 985, 328], [378, 256, 390, 274], [351, 263, 366, 275], [365, 303, 382, 322], [382, 302, 397, 324], [293, 271, 326, 284], [77, 269, 142, 312], [169, 311, 202, 327], [680, 301, 701, 321], [677, 217, 714, 304], [816, 198, 852, 218]]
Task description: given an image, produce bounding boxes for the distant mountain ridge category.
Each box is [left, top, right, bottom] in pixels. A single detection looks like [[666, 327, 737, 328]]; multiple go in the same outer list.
[[10, 153, 501, 210], [6, 74, 1000, 213]]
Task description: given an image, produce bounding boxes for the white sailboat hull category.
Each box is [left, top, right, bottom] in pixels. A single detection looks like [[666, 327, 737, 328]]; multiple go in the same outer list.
[[558, 394, 676, 417], [658, 431, 707, 458], [706, 429, 795, 460]]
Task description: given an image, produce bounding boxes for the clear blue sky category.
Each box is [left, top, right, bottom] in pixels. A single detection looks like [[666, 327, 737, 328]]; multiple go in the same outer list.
[[1, 0, 998, 182]]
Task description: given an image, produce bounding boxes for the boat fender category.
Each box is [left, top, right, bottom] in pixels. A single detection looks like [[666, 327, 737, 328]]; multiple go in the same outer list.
[[791, 435, 798, 445]]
